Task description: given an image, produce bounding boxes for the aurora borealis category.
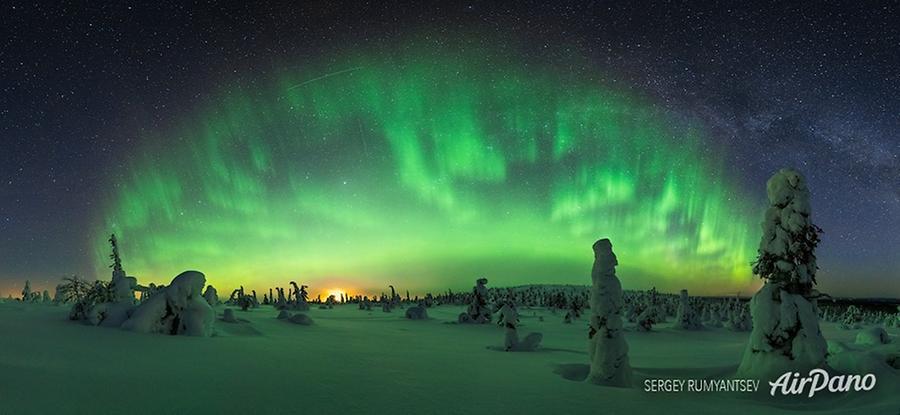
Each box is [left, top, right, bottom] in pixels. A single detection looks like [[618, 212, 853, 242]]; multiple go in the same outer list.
[[4, 2, 900, 299], [92, 44, 758, 296]]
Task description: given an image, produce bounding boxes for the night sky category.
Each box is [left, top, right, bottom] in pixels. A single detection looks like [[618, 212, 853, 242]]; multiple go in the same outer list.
[[1, 2, 898, 298]]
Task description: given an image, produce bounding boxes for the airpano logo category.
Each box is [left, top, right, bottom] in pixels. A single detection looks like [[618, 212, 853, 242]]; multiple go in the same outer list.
[[768, 369, 877, 397]]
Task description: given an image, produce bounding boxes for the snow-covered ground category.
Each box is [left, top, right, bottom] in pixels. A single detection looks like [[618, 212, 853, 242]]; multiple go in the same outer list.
[[0, 301, 896, 414]]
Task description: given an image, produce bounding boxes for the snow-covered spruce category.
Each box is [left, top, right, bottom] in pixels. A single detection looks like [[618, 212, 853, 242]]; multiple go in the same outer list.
[[458, 278, 492, 324], [705, 304, 724, 328], [80, 234, 141, 327], [108, 234, 137, 305], [587, 239, 632, 387], [728, 302, 752, 332], [840, 305, 863, 329], [288, 281, 310, 311], [737, 169, 827, 380], [203, 285, 219, 306], [675, 289, 703, 330], [388, 285, 401, 310], [633, 288, 664, 331], [121, 270, 215, 336], [52, 284, 64, 304], [21, 280, 31, 301], [497, 300, 542, 351]]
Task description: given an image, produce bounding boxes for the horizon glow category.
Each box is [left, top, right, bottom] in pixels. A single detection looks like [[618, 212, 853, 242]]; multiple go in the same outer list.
[[92, 44, 760, 297]]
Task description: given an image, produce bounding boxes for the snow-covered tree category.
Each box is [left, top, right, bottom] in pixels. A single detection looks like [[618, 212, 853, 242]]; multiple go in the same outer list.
[[203, 285, 219, 306], [52, 284, 64, 304], [675, 289, 702, 330], [229, 286, 253, 311], [121, 270, 215, 336], [728, 302, 752, 332], [289, 281, 309, 311], [496, 300, 542, 351], [388, 285, 401, 309], [105, 234, 138, 307], [840, 305, 863, 329], [587, 239, 632, 387], [21, 280, 31, 301], [58, 275, 116, 322], [706, 305, 723, 328], [458, 278, 492, 324], [737, 169, 827, 380]]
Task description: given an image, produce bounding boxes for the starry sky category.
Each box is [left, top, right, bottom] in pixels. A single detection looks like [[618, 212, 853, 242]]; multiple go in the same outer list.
[[1, 1, 898, 298]]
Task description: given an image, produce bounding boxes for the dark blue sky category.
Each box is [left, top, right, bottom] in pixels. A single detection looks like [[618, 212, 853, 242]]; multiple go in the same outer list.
[[1, 1, 898, 297]]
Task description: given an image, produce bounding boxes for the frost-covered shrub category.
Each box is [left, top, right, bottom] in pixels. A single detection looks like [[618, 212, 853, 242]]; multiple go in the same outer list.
[[737, 169, 827, 380], [59, 276, 116, 321], [587, 239, 632, 387]]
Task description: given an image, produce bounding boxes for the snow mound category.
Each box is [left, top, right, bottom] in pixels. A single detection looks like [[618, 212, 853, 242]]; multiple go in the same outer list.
[[288, 313, 314, 325], [405, 303, 428, 320], [856, 327, 891, 346]]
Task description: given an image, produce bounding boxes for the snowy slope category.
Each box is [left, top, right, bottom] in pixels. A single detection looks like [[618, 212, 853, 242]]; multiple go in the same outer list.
[[0, 302, 896, 415]]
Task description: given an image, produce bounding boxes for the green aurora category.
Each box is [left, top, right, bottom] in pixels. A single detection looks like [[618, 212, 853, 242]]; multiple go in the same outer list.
[[94, 45, 761, 297]]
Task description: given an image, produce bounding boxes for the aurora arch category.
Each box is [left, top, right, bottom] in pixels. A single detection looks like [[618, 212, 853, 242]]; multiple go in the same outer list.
[[94, 44, 761, 297]]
